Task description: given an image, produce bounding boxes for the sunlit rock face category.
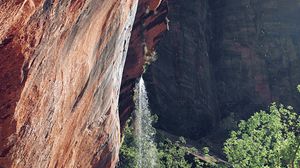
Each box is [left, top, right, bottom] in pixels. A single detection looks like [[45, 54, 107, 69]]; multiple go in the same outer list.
[[145, 0, 300, 139], [119, 0, 168, 130], [0, 0, 138, 167]]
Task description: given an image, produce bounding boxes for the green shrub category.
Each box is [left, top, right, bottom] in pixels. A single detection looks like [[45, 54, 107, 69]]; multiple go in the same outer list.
[[157, 138, 194, 168], [118, 122, 138, 168], [202, 147, 210, 156], [224, 103, 300, 168]]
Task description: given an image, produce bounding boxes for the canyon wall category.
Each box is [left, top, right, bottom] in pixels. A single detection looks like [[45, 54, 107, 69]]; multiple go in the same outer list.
[[144, 0, 217, 139], [119, 0, 168, 130], [2, 0, 299, 166], [0, 0, 138, 167], [145, 0, 300, 139]]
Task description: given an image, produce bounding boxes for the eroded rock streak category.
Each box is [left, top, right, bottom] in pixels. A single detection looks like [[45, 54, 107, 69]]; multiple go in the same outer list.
[[119, 0, 169, 130], [0, 0, 138, 167], [144, 0, 300, 139]]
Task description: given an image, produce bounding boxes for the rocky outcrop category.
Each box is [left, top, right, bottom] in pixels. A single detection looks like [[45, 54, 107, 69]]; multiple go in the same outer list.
[[145, 0, 300, 139], [209, 0, 300, 118], [0, 0, 138, 167], [119, 0, 168, 130], [144, 0, 217, 139]]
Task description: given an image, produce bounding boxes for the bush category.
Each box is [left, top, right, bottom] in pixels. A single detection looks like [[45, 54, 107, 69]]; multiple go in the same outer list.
[[118, 122, 138, 168], [202, 147, 210, 156], [224, 103, 300, 168], [119, 122, 228, 168], [157, 138, 195, 168]]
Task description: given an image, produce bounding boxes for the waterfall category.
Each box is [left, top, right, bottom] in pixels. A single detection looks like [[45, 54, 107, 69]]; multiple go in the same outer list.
[[134, 77, 157, 168]]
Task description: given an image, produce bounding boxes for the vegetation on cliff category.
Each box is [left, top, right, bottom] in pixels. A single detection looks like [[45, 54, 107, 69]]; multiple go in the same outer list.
[[118, 117, 199, 168], [224, 86, 300, 168], [118, 117, 227, 168], [224, 103, 300, 167], [119, 86, 300, 168]]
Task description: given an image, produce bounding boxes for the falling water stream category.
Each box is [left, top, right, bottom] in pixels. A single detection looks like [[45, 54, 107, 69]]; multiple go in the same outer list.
[[134, 77, 158, 168]]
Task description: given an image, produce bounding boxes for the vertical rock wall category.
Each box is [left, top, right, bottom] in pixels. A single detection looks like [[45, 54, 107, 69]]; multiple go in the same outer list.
[[119, 0, 169, 130], [210, 0, 300, 119], [0, 0, 138, 167], [145, 0, 300, 139], [144, 0, 217, 138]]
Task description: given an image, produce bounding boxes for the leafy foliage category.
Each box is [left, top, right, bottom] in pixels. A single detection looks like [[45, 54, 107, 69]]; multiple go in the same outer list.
[[143, 46, 158, 72], [202, 147, 210, 156], [119, 121, 228, 168], [121, 86, 300, 168], [119, 122, 197, 168], [156, 137, 195, 168], [118, 116, 158, 168], [224, 103, 300, 168], [118, 121, 138, 168]]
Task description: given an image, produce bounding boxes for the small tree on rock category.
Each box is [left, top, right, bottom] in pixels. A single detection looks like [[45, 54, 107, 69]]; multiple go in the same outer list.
[[224, 87, 300, 168]]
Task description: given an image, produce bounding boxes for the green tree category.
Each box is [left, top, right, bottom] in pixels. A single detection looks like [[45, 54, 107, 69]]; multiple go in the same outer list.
[[224, 102, 300, 168], [118, 123, 138, 168], [157, 138, 196, 168]]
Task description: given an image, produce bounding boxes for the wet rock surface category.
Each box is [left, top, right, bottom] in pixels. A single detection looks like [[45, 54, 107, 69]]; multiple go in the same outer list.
[[145, 0, 300, 139], [1, 0, 300, 166], [119, 0, 168, 131]]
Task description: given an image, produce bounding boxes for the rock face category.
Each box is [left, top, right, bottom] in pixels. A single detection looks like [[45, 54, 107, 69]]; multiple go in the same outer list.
[[145, 0, 217, 139], [145, 0, 300, 139], [119, 0, 168, 130], [0, 0, 138, 167]]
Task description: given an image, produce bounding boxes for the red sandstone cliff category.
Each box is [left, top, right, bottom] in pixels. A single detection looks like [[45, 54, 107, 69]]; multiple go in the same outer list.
[[119, 0, 168, 130], [0, 0, 138, 167]]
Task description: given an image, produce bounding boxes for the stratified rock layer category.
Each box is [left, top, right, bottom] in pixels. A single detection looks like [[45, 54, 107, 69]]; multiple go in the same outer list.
[[119, 0, 168, 130], [145, 0, 300, 139], [0, 0, 138, 167], [144, 0, 217, 138]]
